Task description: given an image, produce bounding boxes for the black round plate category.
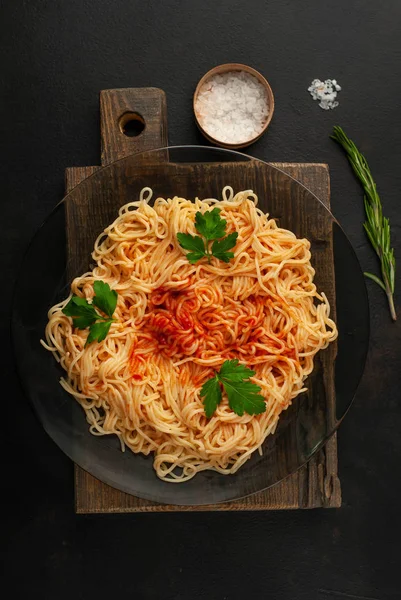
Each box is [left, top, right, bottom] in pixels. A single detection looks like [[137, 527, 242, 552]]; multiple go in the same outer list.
[[12, 146, 369, 505]]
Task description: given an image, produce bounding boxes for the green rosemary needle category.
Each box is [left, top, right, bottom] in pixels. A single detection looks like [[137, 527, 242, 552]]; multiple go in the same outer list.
[[331, 126, 396, 321]]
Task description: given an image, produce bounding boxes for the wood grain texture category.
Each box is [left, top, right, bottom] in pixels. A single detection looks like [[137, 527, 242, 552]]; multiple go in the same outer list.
[[100, 87, 168, 165], [65, 161, 341, 513], [64, 86, 339, 513]]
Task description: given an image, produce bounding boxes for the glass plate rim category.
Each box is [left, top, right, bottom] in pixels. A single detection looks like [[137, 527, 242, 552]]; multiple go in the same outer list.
[[11, 144, 370, 504]]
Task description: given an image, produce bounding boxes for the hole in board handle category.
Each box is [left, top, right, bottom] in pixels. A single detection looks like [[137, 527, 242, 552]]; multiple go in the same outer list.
[[118, 112, 146, 137]]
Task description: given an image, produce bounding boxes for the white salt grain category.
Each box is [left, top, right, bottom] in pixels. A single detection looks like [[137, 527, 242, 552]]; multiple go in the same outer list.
[[308, 78, 341, 110], [195, 71, 269, 144]]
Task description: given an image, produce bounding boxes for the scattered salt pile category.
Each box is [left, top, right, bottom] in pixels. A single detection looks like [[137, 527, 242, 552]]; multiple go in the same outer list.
[[308, 79, 341, 110], [195, 71, 269, 144]]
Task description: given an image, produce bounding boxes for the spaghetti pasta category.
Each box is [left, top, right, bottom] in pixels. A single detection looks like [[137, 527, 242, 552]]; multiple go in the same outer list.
[[42, 187, 337, 482]]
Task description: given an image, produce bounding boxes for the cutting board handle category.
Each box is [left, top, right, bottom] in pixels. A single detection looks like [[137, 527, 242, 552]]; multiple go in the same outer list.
[[100, 87, 168, 165]]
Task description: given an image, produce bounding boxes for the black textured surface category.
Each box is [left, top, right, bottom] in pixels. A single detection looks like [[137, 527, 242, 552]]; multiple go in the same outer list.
[[1, 1, 401, 599]]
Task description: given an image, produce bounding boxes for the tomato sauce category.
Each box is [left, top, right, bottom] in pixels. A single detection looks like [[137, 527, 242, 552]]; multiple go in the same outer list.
[[128, 286, 299, 371]]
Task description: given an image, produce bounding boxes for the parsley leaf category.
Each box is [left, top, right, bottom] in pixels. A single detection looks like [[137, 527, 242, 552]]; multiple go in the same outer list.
[[200, 359, 266, 418], [211, 232, 238, 263], [85, 320, 113, 346], [186, 251, 208, 264], [62, 296, 98, 329], [219, 359, 255, 382], [93, 280, 117, 318], [177, 232, 207, 263], [195, 208, 227, 240], [178, 209, 238, 265], [222, 380, 265, 417], [62, 281, 118, 345], [200, 375, 222, 418]]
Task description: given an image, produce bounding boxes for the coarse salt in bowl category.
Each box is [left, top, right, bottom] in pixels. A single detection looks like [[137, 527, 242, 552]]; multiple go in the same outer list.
[[194, 63, 274, 149]]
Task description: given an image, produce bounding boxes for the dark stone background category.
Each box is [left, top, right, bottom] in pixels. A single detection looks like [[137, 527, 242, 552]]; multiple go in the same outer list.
[[1, 1, 400, 598]]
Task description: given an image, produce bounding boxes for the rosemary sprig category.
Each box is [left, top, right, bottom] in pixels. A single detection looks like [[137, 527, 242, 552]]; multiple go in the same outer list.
[[331, 126, 396, 321]]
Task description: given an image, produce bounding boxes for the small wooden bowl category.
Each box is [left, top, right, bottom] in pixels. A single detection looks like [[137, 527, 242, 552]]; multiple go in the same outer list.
[[193, 63, 275, 149]]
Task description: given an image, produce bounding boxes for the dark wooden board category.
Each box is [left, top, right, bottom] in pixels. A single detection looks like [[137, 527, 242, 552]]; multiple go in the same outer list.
[[66, 163, 340, 513], [65, 87, 339, 512], [100, 87, 168, 165]]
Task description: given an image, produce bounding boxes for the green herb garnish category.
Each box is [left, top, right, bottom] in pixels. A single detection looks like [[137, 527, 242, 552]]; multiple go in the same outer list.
[[62, 280, 117, 345], [200, 359, 266, 418], [331, 126, 396, 321], [177, 207, 238, 264]]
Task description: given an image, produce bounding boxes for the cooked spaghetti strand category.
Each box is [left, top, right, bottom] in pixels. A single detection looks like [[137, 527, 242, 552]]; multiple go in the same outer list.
[[42, 188, 337, 482]]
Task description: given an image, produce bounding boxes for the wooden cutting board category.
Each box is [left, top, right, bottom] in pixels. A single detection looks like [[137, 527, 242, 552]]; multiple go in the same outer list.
[[65, 88, 341, 513]]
